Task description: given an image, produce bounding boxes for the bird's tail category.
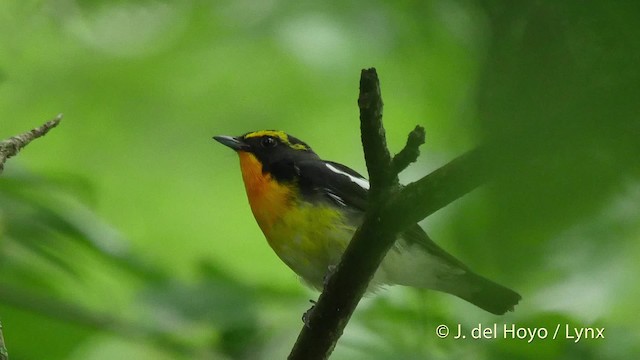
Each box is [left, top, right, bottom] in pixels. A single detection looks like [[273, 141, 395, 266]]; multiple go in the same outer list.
[[444, 272, 521, 315]]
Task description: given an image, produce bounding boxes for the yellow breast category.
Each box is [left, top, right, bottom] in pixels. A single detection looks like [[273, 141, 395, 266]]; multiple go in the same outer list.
[[268, 204, 354, 288]]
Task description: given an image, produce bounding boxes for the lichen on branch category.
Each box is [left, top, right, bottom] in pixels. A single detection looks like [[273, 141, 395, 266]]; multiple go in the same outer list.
[[0, 113, 63, 174]]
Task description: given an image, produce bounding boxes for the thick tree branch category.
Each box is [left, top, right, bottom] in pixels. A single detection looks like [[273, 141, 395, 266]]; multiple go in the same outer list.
[[289, 69, 402, 359], [288, 69, 490, 359], [0, 114, 63, 174], [389, 146, 494, 230]]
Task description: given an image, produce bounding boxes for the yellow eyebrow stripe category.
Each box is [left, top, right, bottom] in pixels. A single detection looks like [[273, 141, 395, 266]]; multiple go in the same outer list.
[[244, 130, 287, 140], [244, 130, 309, 150]]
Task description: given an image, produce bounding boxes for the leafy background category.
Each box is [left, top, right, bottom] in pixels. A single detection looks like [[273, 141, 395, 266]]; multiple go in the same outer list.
[[1, 1, 638, 359]]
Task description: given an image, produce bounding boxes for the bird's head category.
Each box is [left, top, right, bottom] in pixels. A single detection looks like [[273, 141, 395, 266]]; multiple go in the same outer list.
[[214, 130, 319, 182]]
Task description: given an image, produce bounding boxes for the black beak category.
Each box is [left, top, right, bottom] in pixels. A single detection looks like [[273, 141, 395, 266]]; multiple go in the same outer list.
[[213, 135, 249, 151]]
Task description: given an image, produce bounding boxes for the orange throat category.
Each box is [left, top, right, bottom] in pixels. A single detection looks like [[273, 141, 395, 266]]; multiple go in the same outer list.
[[237, 152, 293, 236]]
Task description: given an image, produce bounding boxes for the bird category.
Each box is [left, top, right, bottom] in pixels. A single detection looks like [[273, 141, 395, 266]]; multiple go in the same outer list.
[[214, 130, 521, 314]]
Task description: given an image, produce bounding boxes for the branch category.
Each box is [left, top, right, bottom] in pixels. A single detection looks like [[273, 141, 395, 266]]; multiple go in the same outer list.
[[358, 68, 393, 194], [288, 69, 490, 359], [0, 321, 7, 360], [0, 114, 63, 174], [0, 114, 64, 360], [389, 146, 495, 230], [391, 125, 426, 176]]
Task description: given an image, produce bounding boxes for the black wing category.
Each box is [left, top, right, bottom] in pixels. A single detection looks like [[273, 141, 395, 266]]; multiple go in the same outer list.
[[296, 159, 369, 212]]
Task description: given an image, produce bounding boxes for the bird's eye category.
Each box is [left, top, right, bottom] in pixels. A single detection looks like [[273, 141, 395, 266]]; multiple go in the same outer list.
[[261, 137, 277, 148]]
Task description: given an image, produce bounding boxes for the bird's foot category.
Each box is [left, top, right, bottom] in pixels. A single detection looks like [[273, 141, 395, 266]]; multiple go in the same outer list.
[[323, 264, 337, 288], [302, 299, 317, 328]]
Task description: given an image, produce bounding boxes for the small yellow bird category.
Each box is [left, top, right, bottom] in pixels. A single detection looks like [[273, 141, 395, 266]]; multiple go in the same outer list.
[[214, 130, 521, 314]]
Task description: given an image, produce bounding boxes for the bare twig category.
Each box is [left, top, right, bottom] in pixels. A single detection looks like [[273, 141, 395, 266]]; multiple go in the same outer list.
[[288, 69, 489, 359], [0, 114, 64, 360], [0, 113, 63, 174], [358, 69, 393, 194], [391, 125, 426, 176], [0, 320, 7, 360]]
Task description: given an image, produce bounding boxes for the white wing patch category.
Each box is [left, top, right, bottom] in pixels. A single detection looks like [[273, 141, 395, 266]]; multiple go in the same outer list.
[[325, 163, 370, 190], [326, 191, 347, 207]]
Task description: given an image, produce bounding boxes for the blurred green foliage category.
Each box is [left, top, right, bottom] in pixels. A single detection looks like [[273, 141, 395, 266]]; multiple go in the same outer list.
[[1, 0, 638, 359]]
